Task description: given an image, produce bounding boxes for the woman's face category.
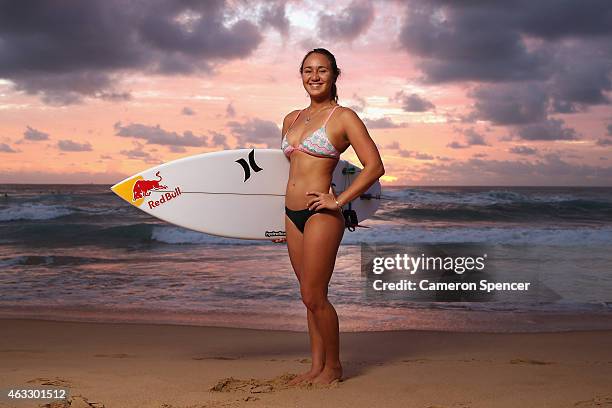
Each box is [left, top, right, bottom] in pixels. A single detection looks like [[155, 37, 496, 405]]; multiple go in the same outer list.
[[301, 53, 334, 99]]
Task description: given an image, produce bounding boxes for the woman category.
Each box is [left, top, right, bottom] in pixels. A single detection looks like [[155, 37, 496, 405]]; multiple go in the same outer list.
[[273, 48, 384, 385]]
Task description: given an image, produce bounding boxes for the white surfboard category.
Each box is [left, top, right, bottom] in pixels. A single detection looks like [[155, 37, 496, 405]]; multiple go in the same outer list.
[[110, 149, 381, 240]]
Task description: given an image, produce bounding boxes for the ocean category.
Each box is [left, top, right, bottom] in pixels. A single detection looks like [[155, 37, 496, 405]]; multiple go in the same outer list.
[[1, 184, 611, 332]]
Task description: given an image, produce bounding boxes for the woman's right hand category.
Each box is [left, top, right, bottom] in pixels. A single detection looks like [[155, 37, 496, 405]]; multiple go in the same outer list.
[[271, 238, 286, 243]]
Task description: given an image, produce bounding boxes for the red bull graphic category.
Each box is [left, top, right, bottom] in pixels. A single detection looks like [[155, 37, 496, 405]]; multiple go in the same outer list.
[[111, 171, 181, 209], [148, 187, 182, 209], [132, 171, 167, 201]]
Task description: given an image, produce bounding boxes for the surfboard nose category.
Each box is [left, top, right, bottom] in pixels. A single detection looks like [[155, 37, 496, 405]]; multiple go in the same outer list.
[[110, 175, 144, 206]]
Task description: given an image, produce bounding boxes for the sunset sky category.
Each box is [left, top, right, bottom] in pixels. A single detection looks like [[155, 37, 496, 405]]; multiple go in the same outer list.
[[1, 0, 611, 186]]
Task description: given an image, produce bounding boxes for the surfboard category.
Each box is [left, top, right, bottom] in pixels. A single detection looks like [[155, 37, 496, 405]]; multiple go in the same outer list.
[[110, 149, 381, 240]]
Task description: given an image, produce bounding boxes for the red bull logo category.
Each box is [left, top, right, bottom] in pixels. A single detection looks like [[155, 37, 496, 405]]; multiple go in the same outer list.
[[148, 187, 181, 209], [132, 171, 167, 201], [111, 170, 182, 209]]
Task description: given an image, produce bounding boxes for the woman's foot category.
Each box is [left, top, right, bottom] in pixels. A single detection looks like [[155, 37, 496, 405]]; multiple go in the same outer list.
[[311, 365, 342, 385], [288, 367, 323, 385]]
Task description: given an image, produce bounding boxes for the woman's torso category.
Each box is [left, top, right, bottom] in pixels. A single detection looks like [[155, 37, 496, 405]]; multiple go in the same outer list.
[[282, 104, 347, 209]]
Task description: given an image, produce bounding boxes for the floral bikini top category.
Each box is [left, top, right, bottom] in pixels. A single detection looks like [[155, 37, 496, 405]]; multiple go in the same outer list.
[[281, 105, 341, 160]]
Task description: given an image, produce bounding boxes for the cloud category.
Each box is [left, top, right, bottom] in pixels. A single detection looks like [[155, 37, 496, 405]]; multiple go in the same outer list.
[[515, 2, 612, 40], [447, 127, 489, 149], [23, 126, 50, 141], [258, 0, 290, 37], [397, 0, 612, 126], [419, 154, 612, 186], [547, 40, 612, 112], [0, 0, 264, 105], [397, 1, 612, 81], [513, 118, 579, 141], [210, 131, 230, 149], [98, 91, 132, 102], [398, 1, 550, 83], [317, 0, 375, 41], [227, 117, 280, 147], [596, 138, 612, 146], [120, 141, 160, 163], [414, 152, 434, 160], [350, 93, 366, 112], [395, 91, 435, 112], [446, 141, 469, 149], [297, 36, 320, 51], [385, 141, 433, 159], [114, 122, 208, 146], [509, 145, 538, 155], [364, 117, 403, 129], [595, 119, 612, 147], [397, 150, 425, 159], [121, 148, 151, 159], [468, 83, 548, 125], [466, 84, 581, 143], [14, 72, 114, 106], [226, 102, 236, 118], [385, 141, 400, 150], [549, 99, 578, 114], [0, 143, 17, 153], [168, 145, 186, 153], [463, 128, 488, 146], [57, 140, 93, 152], [181, 106, 195, 116]]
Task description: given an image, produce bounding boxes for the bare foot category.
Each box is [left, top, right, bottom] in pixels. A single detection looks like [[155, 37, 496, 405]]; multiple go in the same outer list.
[[288, 367, 323, 385], [311, 365, 342, 385]]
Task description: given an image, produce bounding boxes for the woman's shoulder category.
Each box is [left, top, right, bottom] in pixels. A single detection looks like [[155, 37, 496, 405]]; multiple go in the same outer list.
[[283, 108, 302, 124], [335, 105, 361, 122]]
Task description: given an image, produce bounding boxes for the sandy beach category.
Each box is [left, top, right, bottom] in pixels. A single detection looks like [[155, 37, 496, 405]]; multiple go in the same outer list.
[[1, 319, 611, 408]]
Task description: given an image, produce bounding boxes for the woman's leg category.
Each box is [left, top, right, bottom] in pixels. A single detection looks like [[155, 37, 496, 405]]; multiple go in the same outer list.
[[300, 209, 345, 384], [285, 214, 325, 385]]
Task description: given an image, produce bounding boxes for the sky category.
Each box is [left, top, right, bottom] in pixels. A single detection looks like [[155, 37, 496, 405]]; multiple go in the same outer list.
[[1, 0, 611, 186]]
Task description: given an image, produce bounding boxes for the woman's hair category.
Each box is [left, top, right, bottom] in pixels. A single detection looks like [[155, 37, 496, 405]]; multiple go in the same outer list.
[[299, 48, 341, 103]]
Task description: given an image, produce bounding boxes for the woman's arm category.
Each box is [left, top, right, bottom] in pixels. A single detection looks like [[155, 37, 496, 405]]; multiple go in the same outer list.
[[333, 108, 385, 208]]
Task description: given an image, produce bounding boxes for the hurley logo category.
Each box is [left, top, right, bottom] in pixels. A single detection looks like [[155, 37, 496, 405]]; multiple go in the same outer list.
[[235, 149, 263, 182]]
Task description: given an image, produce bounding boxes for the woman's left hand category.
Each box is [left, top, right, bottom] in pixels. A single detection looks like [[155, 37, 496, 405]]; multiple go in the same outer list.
[[306, 191, 341, 212]]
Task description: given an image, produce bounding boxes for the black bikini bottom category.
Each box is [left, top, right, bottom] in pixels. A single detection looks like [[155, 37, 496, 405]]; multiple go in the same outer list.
[[285, 206, 360, 234], [285, 206, 321, 234]]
